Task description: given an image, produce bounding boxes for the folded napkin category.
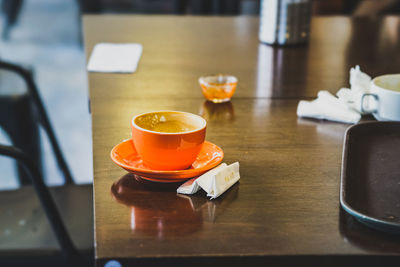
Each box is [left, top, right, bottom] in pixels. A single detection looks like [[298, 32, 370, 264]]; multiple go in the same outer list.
[[297, 66, 373, 124], [177, 162, 240, 199], [87, 43, 142, 73], [297, 91, 361, 124], [336, 65, 375, 114]]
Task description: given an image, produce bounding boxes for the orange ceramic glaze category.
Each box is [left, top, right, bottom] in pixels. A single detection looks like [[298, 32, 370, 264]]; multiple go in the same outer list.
[[131, 111, 207, 170], [110, 139, 224, 181]]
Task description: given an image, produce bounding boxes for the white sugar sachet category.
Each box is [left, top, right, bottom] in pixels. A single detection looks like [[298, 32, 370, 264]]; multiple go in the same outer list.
[[177, 162, 240, 199], [198, 162, 240, 199], [176, 163, 227, 195]]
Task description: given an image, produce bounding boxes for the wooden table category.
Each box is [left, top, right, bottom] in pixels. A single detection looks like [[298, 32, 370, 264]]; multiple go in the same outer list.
[[83, 15, 400, 266]]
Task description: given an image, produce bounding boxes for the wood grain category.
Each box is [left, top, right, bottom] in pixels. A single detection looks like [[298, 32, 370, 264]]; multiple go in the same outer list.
[[84, 16, 400, 100], [83, 16, 400, 266]]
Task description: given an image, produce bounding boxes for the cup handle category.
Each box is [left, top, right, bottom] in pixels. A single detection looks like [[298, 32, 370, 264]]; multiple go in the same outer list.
[[361, 93, 378, 114]]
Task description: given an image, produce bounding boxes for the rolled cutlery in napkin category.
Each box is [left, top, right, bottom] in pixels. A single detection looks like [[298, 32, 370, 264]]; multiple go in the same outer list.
[[177, 162, 240, 199], [297, 66, 373, 124], [87, 43, 142, 73]]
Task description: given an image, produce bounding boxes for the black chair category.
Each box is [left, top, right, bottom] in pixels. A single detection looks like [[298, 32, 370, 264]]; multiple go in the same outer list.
[[0, 144, 93, 267], [1, 0, 23, 39], [0, 69, 41, 185], [0, 61, 93, 266], [0, 60, 74, 185]]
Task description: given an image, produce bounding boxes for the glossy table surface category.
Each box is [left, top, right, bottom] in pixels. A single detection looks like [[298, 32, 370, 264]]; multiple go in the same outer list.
[[83, 15, 400, 266]]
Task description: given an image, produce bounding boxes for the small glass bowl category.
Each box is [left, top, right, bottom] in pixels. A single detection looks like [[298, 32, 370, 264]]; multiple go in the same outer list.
[[198, 74, 238, 103]]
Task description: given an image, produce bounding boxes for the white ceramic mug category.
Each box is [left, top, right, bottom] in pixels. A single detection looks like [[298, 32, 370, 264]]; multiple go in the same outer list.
[[361, 74, 400, 121]]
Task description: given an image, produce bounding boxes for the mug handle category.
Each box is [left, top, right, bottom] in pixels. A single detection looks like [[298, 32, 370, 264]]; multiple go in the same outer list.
[[361, 93, 378, 113]]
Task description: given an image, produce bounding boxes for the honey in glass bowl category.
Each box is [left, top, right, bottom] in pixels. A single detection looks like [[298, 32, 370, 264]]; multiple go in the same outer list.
[[198, 74, 238, 103]]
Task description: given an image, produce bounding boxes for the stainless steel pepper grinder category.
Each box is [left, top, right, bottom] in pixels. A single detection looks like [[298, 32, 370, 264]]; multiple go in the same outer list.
[[259, 0, 312, 45]]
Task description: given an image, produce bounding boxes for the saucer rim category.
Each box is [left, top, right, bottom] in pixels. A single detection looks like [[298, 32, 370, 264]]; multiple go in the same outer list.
[[136, 176, 186, 183], [111, 139, 224, 179]]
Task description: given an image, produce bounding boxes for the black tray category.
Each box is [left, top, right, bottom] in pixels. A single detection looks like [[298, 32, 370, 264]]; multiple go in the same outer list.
[[340, 121, 400, 234]]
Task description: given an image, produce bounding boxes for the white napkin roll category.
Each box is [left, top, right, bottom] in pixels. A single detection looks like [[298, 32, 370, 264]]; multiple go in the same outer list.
[[337, 88, 371, 114], [336, 66, 373, 114], [349, 65, 371, 93], [87, 43, 143, 73], [297, 65, 374, 124], [177, 162, 240, 199], [297, 91, 361, 124]]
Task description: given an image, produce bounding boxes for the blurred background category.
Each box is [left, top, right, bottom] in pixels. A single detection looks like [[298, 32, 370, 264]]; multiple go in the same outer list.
[[0, 0, 399, 190]]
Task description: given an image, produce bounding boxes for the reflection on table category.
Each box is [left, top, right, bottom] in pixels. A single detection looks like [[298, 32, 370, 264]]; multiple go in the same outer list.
[[111, 174, 239, 238], [199, 100, 235, 122]]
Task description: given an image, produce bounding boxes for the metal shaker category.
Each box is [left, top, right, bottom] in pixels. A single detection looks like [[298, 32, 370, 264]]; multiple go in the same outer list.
[[259, 0, 312, 45]]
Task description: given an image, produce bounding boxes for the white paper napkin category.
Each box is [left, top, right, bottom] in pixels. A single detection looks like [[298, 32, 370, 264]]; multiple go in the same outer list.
[[87, 43, 142, 73], [297, 66, 372, 124], [297, 91, 361, 124], [336, 65, 374, 114], [177, 162, 240, 199]]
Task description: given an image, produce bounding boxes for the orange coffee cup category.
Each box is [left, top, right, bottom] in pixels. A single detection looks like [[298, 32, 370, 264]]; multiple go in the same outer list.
[[131, 111, 206, 170]]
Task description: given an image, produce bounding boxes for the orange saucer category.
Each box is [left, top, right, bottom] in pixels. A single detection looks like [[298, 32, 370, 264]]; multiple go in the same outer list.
[[111, 139, 224, 182]]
